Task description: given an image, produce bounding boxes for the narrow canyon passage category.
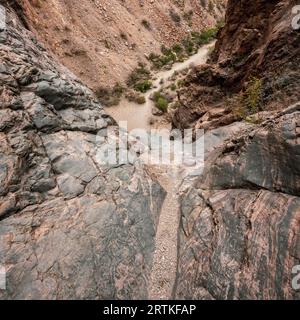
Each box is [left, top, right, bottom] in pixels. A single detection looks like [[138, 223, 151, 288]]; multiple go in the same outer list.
[[105, 44, 214, 299]]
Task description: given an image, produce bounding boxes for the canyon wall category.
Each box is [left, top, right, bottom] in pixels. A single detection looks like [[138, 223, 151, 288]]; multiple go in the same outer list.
[[173, 0, 300, 300], [0, 3, 166, 299], [174, 105, 300, 299]]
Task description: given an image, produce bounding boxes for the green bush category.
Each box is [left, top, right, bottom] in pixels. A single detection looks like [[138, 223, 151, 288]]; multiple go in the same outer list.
[[153, 91, 169, 112], [95, 83, 125, 107], [134, 80, 152, 93], [191, 27, 218, 46], [156, 97, 169, 112], [148, 22, 222, 70], [172, 44, 183, 54], [136, 96, 146, 104], [170, 83, 177, 91]]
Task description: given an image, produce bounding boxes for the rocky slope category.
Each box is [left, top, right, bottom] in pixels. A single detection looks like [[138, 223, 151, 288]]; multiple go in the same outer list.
[[0, 3, 166, 299], [172, 0, 300, 130], [12, 0, 226, 90]]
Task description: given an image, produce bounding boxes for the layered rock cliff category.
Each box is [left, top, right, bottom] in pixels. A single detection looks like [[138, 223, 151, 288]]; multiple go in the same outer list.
[[0, 3, 165, 299]]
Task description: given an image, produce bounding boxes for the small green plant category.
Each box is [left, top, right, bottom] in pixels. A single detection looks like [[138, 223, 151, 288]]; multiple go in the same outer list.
[[134, 80, 152, 93], [170, 83, 177, 91], [234, 77, 263, 119], [156, 97, 169, 112], [181, 37, 195, 55], [153, 91, 169, 112], [136, 96, 146, 104], [172, 44, 183, 54]]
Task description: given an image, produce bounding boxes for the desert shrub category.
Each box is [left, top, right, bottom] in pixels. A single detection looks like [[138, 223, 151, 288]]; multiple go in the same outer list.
[[181, 37, 195, 55], [183, 10, 194, 25], [177, 79, 184, 88], [208, 1, 214, 12], [127, 63, 151, 87], [169, 9, 181, 25], [153, 91, 169, 112], [134, 80, 152, 93], [136, 96, 146, 104], [172, 44, 183, 54], [120, 32, 128, 40], [170, 83, 177, 91], [156, 97, 169, 112], [126, 90, 146, 104], [191, 27, 218, 45], [148, 22, 222, 70], [95, 83, 125, 107]]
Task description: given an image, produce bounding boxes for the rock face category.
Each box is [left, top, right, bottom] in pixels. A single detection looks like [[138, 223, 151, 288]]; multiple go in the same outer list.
[[0, 5, 166, 299], [174, 105, 300, 299], [172, 0, 300, 130]]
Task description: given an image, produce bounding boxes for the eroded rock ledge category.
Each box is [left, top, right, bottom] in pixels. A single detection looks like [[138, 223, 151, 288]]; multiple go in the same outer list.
[[0, 5, 166, 299]]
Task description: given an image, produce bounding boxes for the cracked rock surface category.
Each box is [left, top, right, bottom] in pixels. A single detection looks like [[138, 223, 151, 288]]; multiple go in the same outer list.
[[0, 6, 166, 299], [174, 106, 300, 300]]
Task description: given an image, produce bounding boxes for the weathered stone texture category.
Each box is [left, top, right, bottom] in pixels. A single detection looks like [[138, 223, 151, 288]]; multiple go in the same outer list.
[[174, 107, 300, 300], [0, 6, 165, 299]]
